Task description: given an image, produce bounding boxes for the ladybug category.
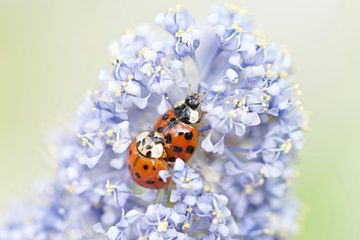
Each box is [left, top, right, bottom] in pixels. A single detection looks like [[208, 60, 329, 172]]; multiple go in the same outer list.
[[128, 131, 170, 189], [154, 93, 202, 164]]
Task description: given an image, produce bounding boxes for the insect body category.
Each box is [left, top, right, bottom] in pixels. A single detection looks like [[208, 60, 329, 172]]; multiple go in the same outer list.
[[128, 131, 169, 189], [154, 94, 202, 164]]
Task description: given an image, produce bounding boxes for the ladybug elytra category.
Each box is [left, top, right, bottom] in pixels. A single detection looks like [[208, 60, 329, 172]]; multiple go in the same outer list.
[[128, 93, 203, 189]]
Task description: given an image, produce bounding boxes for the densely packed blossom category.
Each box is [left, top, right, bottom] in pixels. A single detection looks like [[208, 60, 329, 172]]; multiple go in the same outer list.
[[0, 4, 307, 240]]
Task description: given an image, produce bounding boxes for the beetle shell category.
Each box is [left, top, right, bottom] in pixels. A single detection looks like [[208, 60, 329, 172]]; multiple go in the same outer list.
[[128, 138, 169, 189], [154, 109, 198, 164]]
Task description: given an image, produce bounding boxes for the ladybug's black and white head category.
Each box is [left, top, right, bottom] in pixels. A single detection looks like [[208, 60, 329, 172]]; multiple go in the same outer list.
[[185, 94, 200, 110], [174, 93, 203, 124], [136, 131, 167, 159]]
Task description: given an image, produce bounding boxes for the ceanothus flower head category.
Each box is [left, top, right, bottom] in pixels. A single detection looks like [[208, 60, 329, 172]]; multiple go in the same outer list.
[[0, 4, 308, 240]]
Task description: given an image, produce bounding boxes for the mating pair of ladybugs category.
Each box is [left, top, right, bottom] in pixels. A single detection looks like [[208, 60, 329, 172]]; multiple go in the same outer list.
[[128, 93, 203, 189]]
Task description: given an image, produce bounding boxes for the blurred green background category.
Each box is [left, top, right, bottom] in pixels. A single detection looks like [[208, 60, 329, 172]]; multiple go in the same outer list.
[[1, 0, 359, 239]]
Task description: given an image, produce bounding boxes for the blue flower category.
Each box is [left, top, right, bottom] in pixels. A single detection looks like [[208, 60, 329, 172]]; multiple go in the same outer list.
[[156, 6, 200, 57], [0, 4, 307, 240]]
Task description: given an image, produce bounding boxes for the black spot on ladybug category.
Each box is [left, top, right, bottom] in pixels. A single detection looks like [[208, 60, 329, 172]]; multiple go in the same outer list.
[[167, 119, 178, 129], [146, 151, 152, 157], [157, 127, 164, 132], [145, 145, 152, 149], [159, 177, 164, 182], [173, 146, 183, 153], [165, 133, 172, 144], [178, 132, 184, 136], [143, 164, 149, 170], [146, 180, 155, 184], [184, 132, 193, 140], [129, 150, 132, 155], [135, 172, 141, 178], [186, 146, 195, 154], [153, 166, 156, 170], [168, 157, 176, 162], [162, 114, 169, 121]]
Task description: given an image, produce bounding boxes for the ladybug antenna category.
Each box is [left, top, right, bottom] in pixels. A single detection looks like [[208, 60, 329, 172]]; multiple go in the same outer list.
[[188, 81, 193, 95]]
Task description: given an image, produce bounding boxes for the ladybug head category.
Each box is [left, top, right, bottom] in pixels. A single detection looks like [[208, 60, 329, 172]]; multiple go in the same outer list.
[[136, 131, 167, 159], [174, 93, 205, 124], [185, 94, 200, 110]]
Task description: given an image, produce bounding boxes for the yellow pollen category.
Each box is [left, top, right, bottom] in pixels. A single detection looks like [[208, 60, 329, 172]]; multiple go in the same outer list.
[[204, 185, 211, 192], [138, 237, 148, 240], [121, 81, 128, 88], [97, 131, 104, 137], [181, 183, 191, 189], [245, 185, 254, 194], [175, 29, 188, 43], [229, 109, 237, 118], [263, 93, 271, 102], [257, 177, 265, 186], [175, 29, 185, 38], [225, 100, 231, 105], [139, 47, 149, 56], [105, 180, 115, 194], [280, 139, 292, 154], [157, 221, 168, 233], [259, 38, 268, 48], [64, 184, 75, 193], [114, 87, 121, 97], [106, 130, 114, 137], [182, 222, 191, 231], [127, 74, 134, 81], [156, 66, 162, 72], [231, 23, 244, 33], [212, 218, 219, 224], [266, 70, 276, 79], [81, 138, 89, 146], [186, 207, 193, 213], [105, 139, 112, 145], [212, 208, 223, 219], [263, 228, 275, 236]]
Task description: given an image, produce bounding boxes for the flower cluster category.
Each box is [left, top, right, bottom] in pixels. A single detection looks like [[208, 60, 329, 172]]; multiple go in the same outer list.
[[0, 4, 307, 240]]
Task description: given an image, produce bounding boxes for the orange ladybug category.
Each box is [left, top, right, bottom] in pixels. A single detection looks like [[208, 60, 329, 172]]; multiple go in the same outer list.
[[154, 93, 202, 164], [128, 131, 170, 189]]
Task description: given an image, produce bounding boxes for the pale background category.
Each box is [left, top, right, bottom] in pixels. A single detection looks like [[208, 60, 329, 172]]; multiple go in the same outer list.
[[0, 0, 359, 239]]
